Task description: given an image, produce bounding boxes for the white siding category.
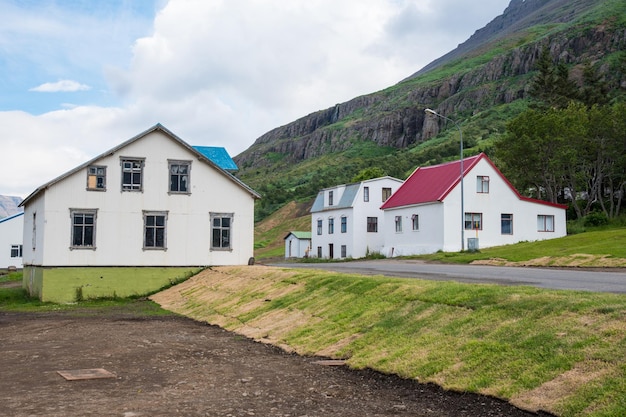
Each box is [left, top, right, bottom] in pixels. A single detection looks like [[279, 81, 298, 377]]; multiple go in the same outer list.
[[22, 130, 255, 267], [0, 213, 24, 268], [284, 235, 311, 258]]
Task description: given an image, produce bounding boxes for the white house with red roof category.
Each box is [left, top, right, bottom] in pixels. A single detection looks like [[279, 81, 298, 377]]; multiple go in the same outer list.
[[380, 153, 567, 256], [310, 176, 404, 259]]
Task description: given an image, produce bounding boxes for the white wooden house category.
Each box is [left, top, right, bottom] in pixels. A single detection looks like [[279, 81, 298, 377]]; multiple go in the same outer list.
[[284, 231, 312, 259], [19, 124, 260, 301], [310, 177, 404, 259], [0, 212, 24, 269], [380, 153, 567, 256]]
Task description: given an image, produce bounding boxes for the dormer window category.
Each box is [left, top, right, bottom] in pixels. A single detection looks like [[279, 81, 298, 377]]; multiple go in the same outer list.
[[328, 190, 334, 206]]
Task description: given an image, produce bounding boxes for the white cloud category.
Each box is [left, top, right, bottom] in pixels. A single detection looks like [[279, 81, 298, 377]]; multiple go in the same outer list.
[[0, 0, 511, 198], [29, 80, 91, 93]]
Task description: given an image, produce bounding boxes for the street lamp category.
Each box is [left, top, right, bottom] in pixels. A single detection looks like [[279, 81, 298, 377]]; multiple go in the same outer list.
[[425, 108, 465, 251]]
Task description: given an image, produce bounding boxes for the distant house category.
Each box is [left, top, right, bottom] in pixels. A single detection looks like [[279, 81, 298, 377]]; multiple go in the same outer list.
[[284, 231, 312, 259], [19, 124, 260, 302], [0, 212, 24, 269], [310, 177, 404, 259], [380, 153, 567, 256]]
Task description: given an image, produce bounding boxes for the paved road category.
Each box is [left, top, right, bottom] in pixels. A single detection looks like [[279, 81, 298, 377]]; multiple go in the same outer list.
[[269, 259, 626, 294]]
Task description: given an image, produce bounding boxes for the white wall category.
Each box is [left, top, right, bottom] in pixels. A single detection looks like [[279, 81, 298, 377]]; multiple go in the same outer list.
[[284, 235, 311, 258], [22, 130, 255, 267], [0, 213, 24, 268], [382, 203, 444, 256]]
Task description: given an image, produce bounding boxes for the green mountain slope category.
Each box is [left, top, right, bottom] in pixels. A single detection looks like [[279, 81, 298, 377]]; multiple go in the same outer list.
[[235, 0, 626, 222]]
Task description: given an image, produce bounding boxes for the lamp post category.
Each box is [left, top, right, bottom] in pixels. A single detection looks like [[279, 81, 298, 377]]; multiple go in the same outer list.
[[425, 108, 465, 251]]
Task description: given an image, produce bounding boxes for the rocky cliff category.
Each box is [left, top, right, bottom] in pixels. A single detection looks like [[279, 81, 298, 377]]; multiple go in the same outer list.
[[0, 195, 22, 218], [235, 0, 625, 171]]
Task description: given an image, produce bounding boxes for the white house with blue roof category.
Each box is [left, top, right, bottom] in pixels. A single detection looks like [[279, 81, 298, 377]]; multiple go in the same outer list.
[[0, 211, 24, 269], [310, 176, 403, 259], [19, 124, 260, 302]]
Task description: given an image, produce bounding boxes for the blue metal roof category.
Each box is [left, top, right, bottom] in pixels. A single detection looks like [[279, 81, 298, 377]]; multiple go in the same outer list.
[[0, 211, 24, 224], [192, 146, 238, 171]]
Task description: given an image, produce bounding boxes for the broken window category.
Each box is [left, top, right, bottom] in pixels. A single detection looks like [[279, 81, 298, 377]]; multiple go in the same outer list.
[[87, 165, 106, 191], [169, 160, 191, 193], [121, 158, 144, 191]]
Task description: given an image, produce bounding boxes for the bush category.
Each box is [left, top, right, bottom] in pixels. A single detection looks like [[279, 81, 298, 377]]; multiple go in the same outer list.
[[584, 212, 609, 227]]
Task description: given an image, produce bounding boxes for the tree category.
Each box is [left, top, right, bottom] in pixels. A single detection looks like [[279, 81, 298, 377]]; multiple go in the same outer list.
[[351, 167, 386, 182], [528, 48, 578, 109]]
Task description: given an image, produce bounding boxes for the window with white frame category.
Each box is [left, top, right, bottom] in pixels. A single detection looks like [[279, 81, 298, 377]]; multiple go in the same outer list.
[[211, 212, 233, 250], [367, 217, 378, 233], [464, 212, 483, 230], [317, 219, 323, 235], [169, 160, 191, 193], [71, 209, 97, 249], [328, 217, 334, 234], [477, 176, 490, 193], [10, 244, 22, 258], [501, 213, 513, 235], [363, 186, 369, 202], [341, 216, 347, 233], [395, 215, 402, 232], [121, 158, 145, 191], [537, 215, 555, 232], [144, 211, 168, 250], [87, 165, 106, 191], [412, 214, 419, 231]]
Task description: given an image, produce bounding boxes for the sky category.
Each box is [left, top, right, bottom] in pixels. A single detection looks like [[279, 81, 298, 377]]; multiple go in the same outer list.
[[0, 0, 511, 198]]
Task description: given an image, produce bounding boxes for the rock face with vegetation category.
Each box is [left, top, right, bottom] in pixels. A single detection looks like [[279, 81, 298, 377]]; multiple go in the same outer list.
[[0, 195, 22, 219], [234, 0, 626, 221]]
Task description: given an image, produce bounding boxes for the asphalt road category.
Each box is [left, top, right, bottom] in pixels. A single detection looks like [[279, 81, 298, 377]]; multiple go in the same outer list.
[[269, 259, 626, 294]]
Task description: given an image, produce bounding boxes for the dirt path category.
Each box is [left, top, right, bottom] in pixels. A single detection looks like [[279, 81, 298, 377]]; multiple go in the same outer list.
[[0, 309, 551, 417]]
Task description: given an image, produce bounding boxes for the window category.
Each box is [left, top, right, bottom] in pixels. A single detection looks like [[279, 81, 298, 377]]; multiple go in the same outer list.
[[317, 246, 322, 258], [169, 160, 191, 193], [395, 215, 402, 232], [144, 211, 167, 250], [328, 217, 334, 234], [367, 217, 378, 233], [412, 214, 419, 231], [501, 213, 513, 235], [537, 215, 555, 232], [464, 212, 483, 230], [71, 209, 97, 249], [477, 176, 490, 193], [363, 186, 370, 202], [87, 165, 106, 191], [32, 213, 36, 250], [211, 212, 233, 250], [328, 191, 334, 206], [317, 219, 323, 235], [121, 158, 144, 191], [341, 245, 347, 258], [382, 187, 392, 202], [341, 216, 347, 233], [10, 245, 22, 258]]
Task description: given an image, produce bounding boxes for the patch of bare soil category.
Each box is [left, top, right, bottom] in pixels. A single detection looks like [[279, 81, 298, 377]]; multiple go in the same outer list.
[[0, 309, 553, 417], [471, 254, 626, 268]]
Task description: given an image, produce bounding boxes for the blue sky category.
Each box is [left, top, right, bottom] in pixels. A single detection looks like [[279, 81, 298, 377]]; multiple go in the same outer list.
[[0, 0, 511, 197]]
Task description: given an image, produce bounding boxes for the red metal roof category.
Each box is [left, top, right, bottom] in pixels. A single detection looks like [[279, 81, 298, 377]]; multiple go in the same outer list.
[[381, 153, 567, 210]]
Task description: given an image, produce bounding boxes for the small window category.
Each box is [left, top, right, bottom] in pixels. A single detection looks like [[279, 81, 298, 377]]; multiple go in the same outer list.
[[501, 213, 513, 235], [537, 215, 555, 232], [32, 213, 36, 250], [382, 187, 392, 202], [328, 217, 334, 234], [341, 216, 347, 233], [464, 213, 482, 230], [363, 186, 370, 202], [71, 209, 97, 249], [395, 215, 402, 232], [10, 244, 22, 258], [317, 246, 322, 258], [169, 160, 191, 193], [341, 245, 347, 258], [328, 190, 334, 206], [121, 158, 145, 192], [477, 176, 490, 193], [367, 217, 378, 233], [211, 212, 233, 250], [144, 211, 167, 250], [87, 165, 106, 191], [412, 214, 419, 231], [317, 219, 323, 235]]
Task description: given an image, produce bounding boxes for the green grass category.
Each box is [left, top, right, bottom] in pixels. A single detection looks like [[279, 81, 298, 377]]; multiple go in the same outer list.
[[162, 266, 626, 417]]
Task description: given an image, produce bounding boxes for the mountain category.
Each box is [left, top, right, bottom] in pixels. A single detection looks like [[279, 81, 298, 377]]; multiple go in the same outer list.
[[0, 195, 23, 218], [234, 0, 626, 221]]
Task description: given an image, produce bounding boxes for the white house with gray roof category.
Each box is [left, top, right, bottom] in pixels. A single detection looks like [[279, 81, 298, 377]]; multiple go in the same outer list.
[[310, 176, 403, 259], [19, 124, 260, 302], [0, 211, 24, 269]]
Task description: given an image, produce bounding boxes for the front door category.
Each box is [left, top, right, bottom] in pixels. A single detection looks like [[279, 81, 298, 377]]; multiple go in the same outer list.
[[329, 243, 334, 259]]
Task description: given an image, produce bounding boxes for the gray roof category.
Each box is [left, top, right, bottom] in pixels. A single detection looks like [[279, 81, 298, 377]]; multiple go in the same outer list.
[[310, 183, 360, 213], [20, 124, 260, 207]]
